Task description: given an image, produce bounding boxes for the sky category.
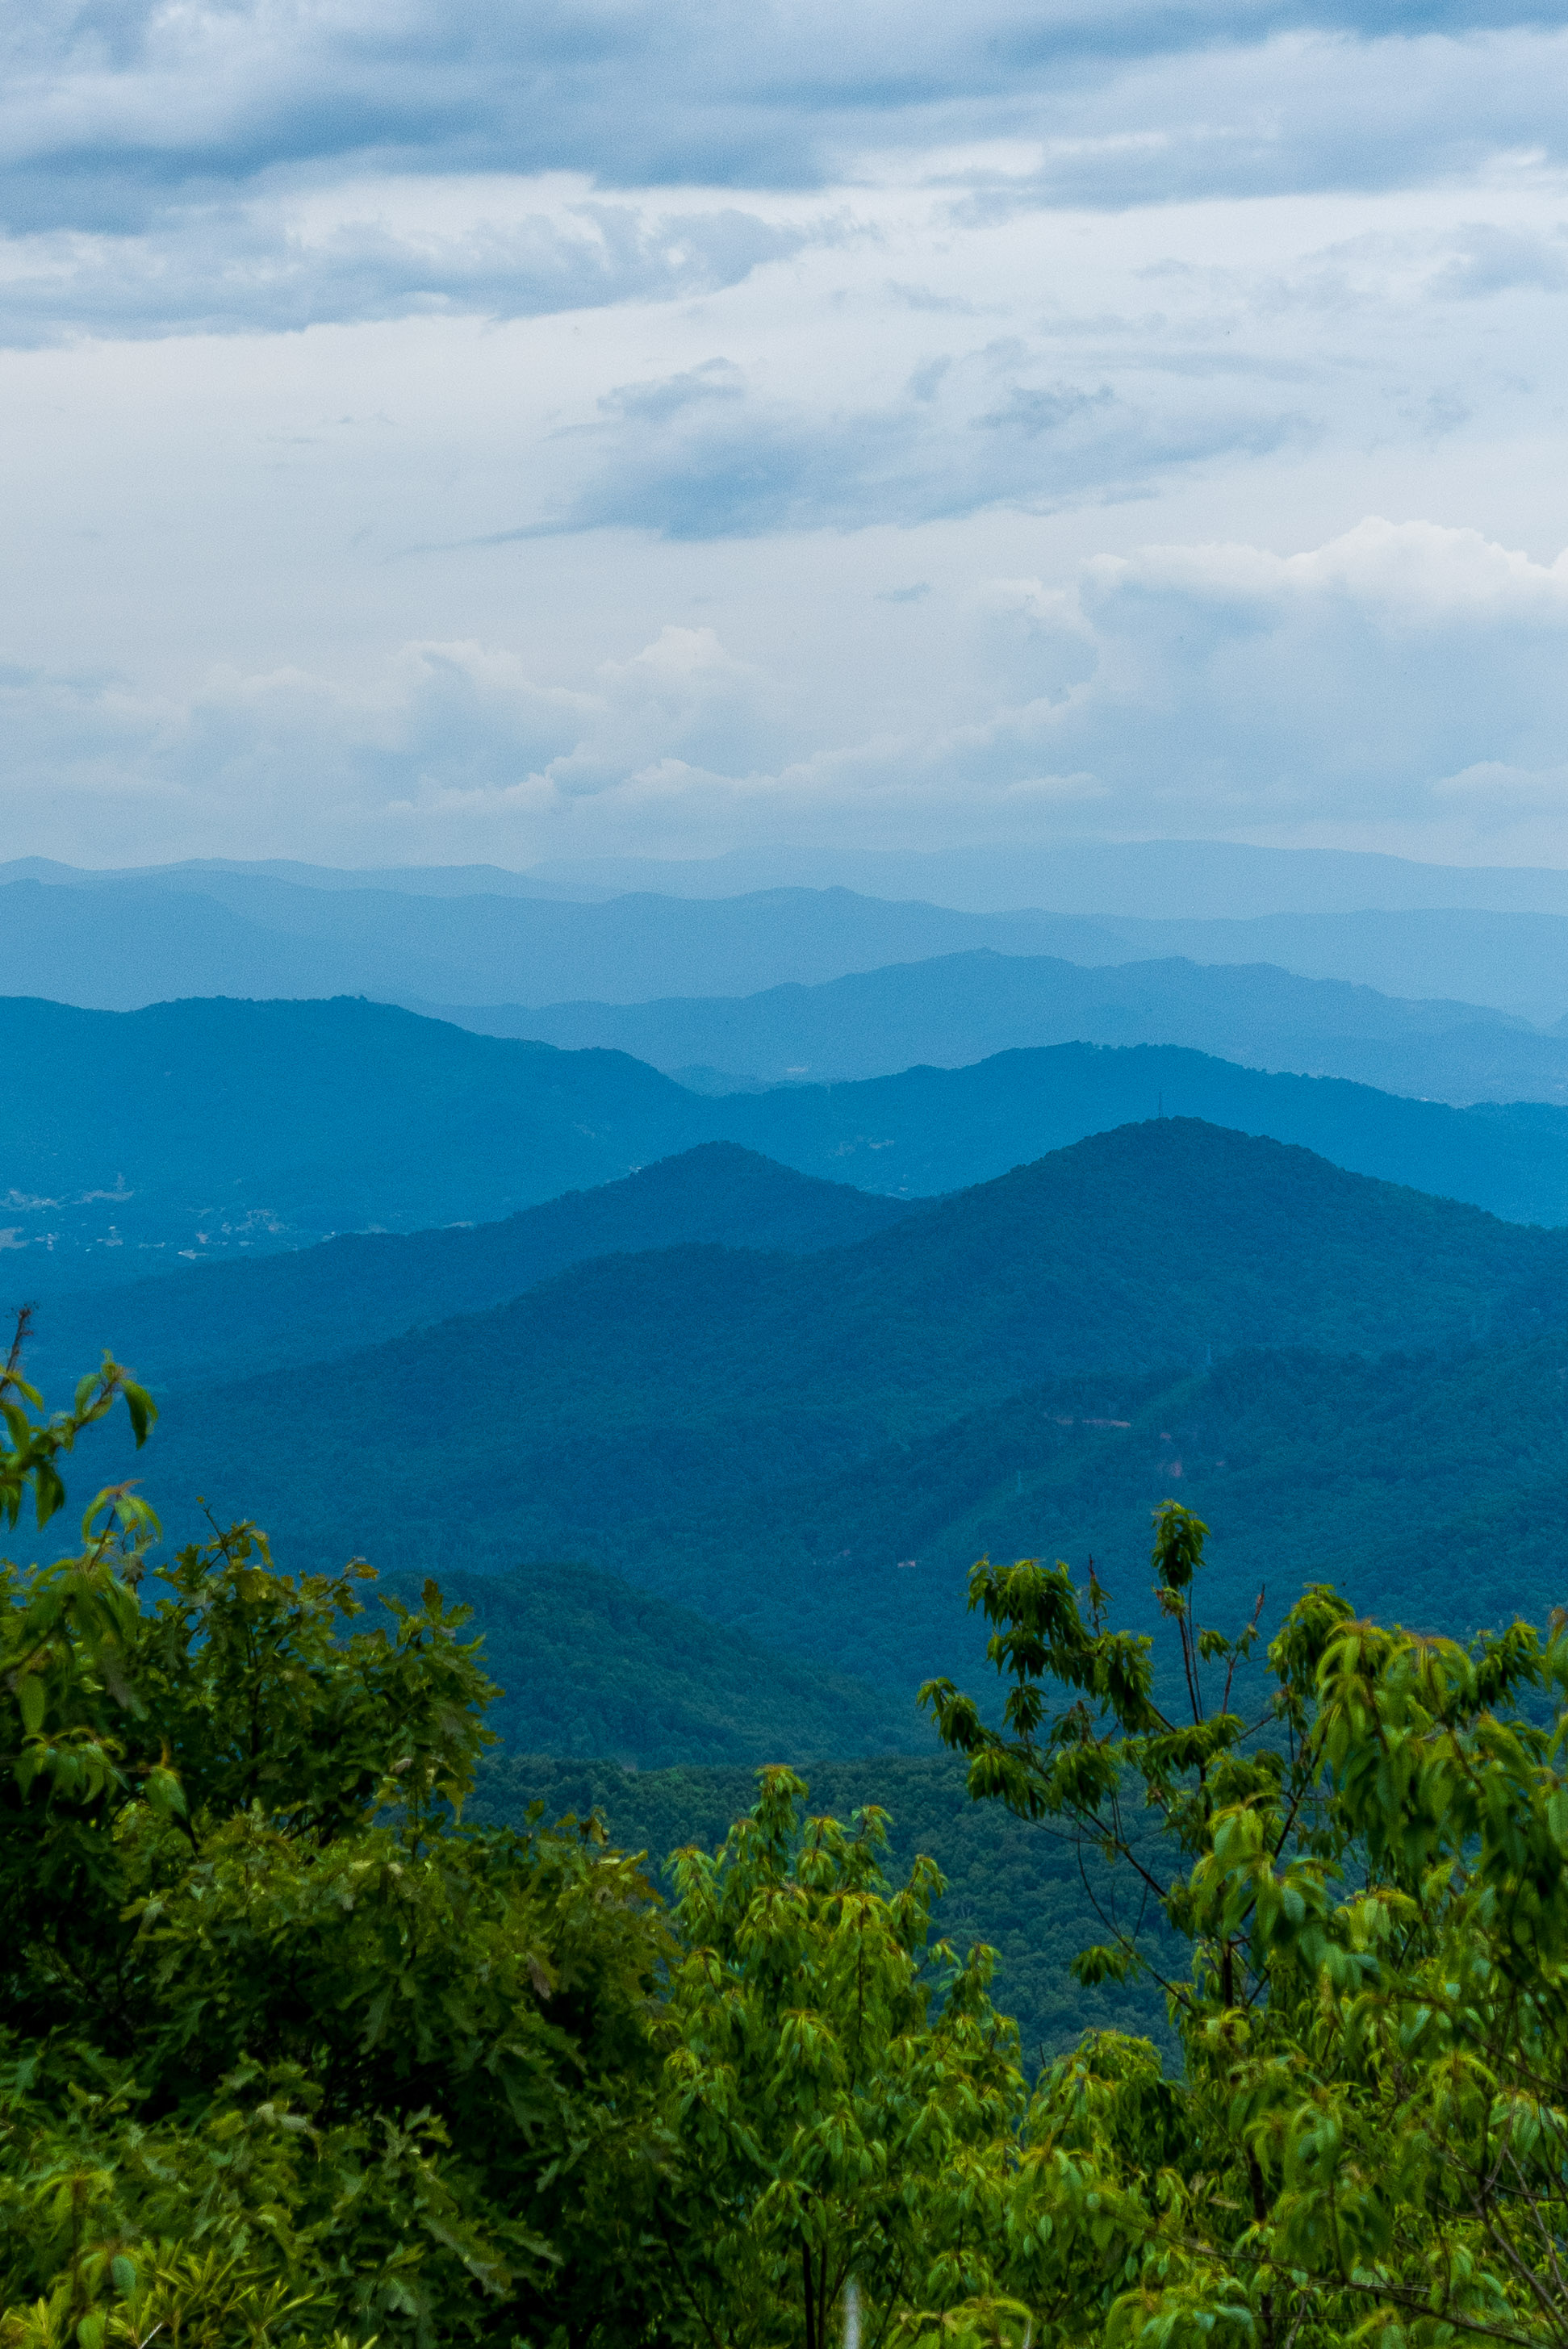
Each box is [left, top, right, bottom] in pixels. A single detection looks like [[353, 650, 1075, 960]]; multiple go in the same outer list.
[[6, 0, 1568, 871]]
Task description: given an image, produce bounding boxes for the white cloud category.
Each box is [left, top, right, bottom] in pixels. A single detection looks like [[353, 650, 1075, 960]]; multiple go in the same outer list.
[[1431, 760, 1568, 826], [0, 185, 811, 344], [461, 336, 1310, 540], [8, 518, 1568, 867], [4, 10, 1568, 341], [6, 6, 1558, 232], [3, 7, 1568, 876], [0, 625, 786, 858], [1089, 516, 1568, 620], [993, 519, 1568, 851]]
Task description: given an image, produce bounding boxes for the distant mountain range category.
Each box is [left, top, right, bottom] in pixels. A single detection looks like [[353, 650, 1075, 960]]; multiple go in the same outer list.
[[70, 1119, 1568, 1771], [11, 997, 1568, 1297], [3, 862, 1567, 1022], [18, 837, 1568, 2050], [440, 948, 1568, 1104], [16, 838, 1568, 918], [503, 839, 1568, 920], [0, 871, 1111, 1009]]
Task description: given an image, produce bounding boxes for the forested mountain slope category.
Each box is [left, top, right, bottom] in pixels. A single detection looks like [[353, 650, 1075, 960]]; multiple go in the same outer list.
[[128, 1324, 1568, 1749], [82, 1115, 1567, 1432], [10, 995, 1568, 1292], [377, 1562, 922, 1769], [22, 1143, 910, 1395], [77, 1123, 1568, 1707], [591, 1332, 1568, 1687]]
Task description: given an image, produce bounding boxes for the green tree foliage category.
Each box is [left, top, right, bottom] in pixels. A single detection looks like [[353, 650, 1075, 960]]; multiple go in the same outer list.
[[0, 1314, 154, 1537], [0, 1346, 674, 2348], [924, 1501, 1568, 2347], [475, 1753, 1171, 2062], [0, 1352, 1027, 2349], [27, 1298, 1568, 2349], [658, 1769, 1023, 2349]]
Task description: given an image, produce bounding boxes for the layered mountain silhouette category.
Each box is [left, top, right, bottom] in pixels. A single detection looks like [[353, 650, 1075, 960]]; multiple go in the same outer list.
[[5, 862, 1568, 1021], [16, 845, 1566, 2045], [10, 998, 1568, 1298], [443, 948, 1568, 1103], [21, 1143, 911, 1395], [67, 1119, 1568, 1767]]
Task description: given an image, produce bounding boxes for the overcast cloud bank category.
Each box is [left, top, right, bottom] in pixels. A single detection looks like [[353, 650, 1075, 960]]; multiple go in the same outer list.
[[8, 517, 1568, 868], [4, 0, 1568, 869]]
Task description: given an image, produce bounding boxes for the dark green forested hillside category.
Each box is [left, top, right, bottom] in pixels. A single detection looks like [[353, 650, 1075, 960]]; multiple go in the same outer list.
[[582, 1332, 1568, 1684], [77, 1120, 1568, 1730], [350, 1327, 1568, 1741], [22, 1143, 911, 1396], [375, 1563, 919, 1766]]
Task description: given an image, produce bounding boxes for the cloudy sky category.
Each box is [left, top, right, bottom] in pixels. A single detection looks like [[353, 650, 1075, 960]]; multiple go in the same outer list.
[[6, 0, 1568, 871]]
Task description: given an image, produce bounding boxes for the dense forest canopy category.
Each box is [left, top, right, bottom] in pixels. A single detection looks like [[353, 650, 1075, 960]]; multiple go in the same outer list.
[[64, 1120, 1568, 1767], [9, 1340, 1568, 2348], [20, 1147, 912, 1400]]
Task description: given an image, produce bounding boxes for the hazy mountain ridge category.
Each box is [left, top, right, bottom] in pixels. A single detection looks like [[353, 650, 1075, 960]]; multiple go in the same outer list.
[[431, 948, 1565, 1103], [506, 840, 1568, 919], [719, 1047, 1568, 1224], [5, 863, 1568, 1022], [11, 997, 1568, 1292], [17, 838, 1568, 917], [0, 874, 1131, 1009]]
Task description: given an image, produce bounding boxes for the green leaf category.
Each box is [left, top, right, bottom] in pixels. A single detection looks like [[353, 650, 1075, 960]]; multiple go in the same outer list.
[[123, 1375, 157, 1446]]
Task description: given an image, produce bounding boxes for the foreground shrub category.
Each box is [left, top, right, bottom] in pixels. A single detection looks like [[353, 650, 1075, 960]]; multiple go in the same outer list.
[[0, 1345, 1023, 2349], [0, 1346, 671, 2347], [18, 1329, 1568, 2349], [926, 1502, 1568, 2348], [661, 1766, 1024, 2349]]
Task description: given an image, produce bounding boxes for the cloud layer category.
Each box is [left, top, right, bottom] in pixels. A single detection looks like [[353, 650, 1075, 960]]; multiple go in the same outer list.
[[6, 520, 1568, 867], [5, 8, 1568, 340], [6, 0, 1568, 872], [9, 2, 1553, 219]]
